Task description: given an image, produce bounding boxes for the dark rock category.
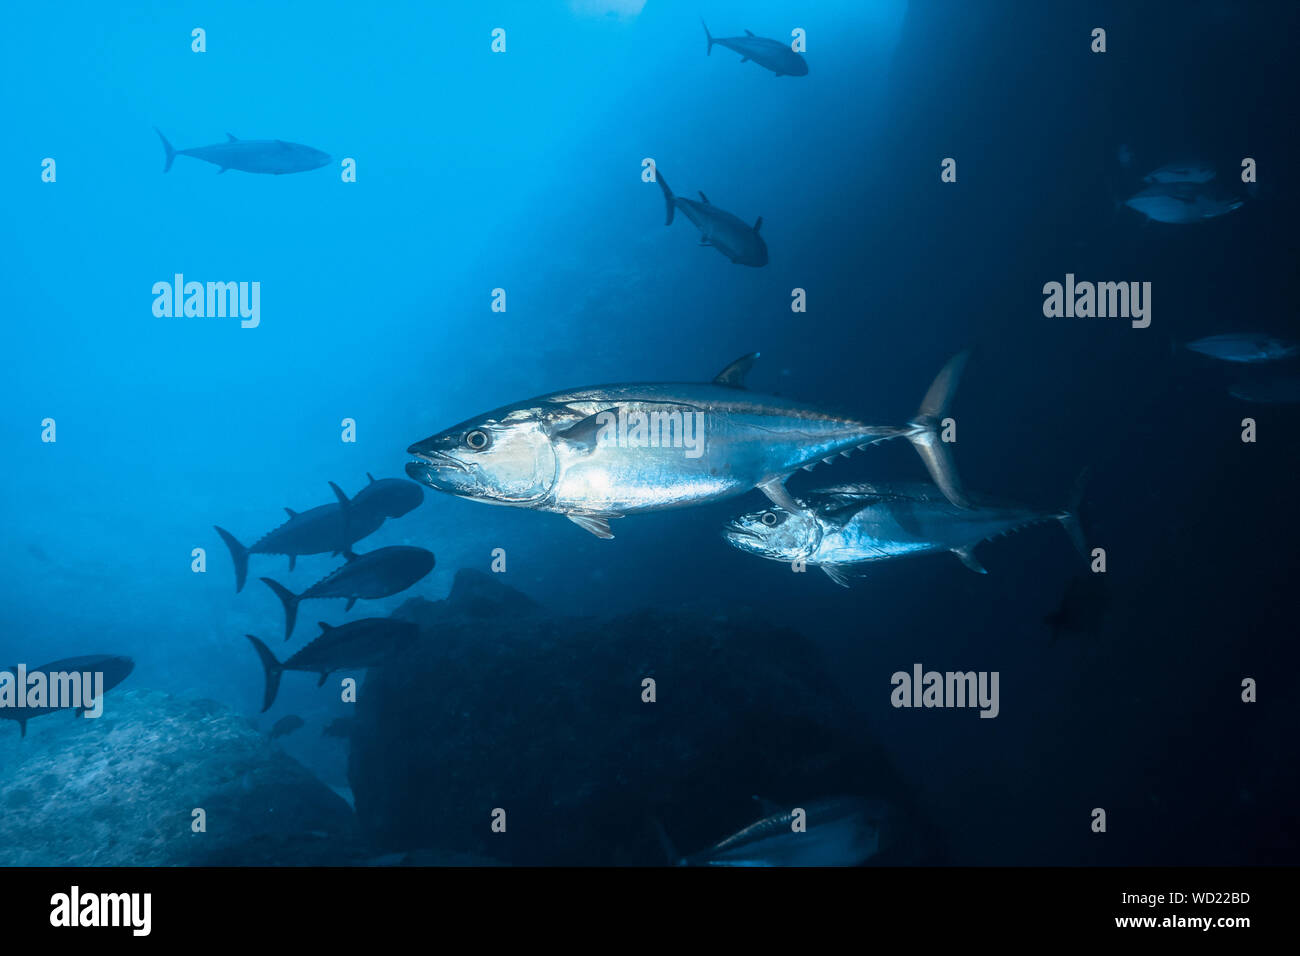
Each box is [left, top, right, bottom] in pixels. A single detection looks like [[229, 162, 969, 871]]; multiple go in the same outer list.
[[350, 569, 923, 865]]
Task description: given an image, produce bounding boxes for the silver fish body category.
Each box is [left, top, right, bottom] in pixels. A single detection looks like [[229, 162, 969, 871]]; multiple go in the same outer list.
[[155, 129, 330, 175], [406, 354, 970, 539], [701, 20, 808, 77], [655, 169, 767, 266], [724, 482, 1083, 585]]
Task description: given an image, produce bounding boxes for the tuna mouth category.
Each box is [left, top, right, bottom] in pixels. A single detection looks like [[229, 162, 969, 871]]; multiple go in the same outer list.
[[723, 526, 762, 542], [406, 448, 469, 473]]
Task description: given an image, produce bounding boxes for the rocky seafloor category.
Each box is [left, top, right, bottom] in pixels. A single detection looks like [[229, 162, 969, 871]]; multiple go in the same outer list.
[[1, 570, 932, 865]]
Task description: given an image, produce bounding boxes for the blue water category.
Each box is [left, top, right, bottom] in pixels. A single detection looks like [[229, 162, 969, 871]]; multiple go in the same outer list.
[[2, 0, 1296, 865]]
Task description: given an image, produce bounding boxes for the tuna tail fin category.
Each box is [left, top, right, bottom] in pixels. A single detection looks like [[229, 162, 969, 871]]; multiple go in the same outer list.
[[260, 577, 300, 640], [154, 127, 176, 173], [905, 352, 971, 509], [701, 18, 714, 55], [214, 526, 250, 593], [1058, 468, 1090, 558], [245, 635, 284, 712], [656, 168, 675, 225]]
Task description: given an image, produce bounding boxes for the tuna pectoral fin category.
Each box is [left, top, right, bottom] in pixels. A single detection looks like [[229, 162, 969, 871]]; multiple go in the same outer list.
[[214, 525, 250, 593], [758, 477, 802, 513], [154, 127, 176, 173], [568, 514, 618, 539], [952, 546, 988, 574], [316, 672, 329, 688], [245, 635, 284, 713], [260, 577, 300, 640], [345, 596, 358, 612], [713, 352, 759, 388], [822, 565, 857, 588], [906, 352, 971, 509], [656, 170, 675, 225]]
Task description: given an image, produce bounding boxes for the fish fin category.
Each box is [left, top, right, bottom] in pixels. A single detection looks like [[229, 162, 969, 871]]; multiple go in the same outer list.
[[656, 168, 675, 225], [701, 17, 714, 55], [905, 351, 971, 509], [288, 554, 296, 572], [329, 481, 353, 548], [245, 635, 284, 712], [698, 190, 710, 204], [568, 514, 617, 539], [226, 132, 238, 141], [713, 352, 760, 388], [367, 472, 376, 483], [753, 216, 762, 234], [18, 718, 27, 738], [553, 408, 617, 454], [757, 477, 801, 513], [822, 565, 856, 588], [745, 28, 755, 36], [153, 127, 176, 173], [214, 526, 251, 593], [740, 56, 750, 63], [284, 507, 298, 518], [317, 672, 329, 687], [318, 621, 333, 632], [260, 577, 300, 640], [1059, 468, 1090, 558], [952, 546, 988, 574], [345, 596, 358, 612]]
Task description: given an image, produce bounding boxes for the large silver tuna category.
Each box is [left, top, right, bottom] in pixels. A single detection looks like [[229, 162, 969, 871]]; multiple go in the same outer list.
[[405, 354, 970, 540], [655, 169, 768, 266], [723, 480, 1084, 587], [701, 20, 809, 77]]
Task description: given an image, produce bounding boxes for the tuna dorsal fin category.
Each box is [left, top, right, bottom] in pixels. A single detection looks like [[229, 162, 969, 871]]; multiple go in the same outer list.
[[285, 507, 298, 518], [744, 29, 755, 36], [316, 672, 329, 687], [568, 513, 617, 539], [953, 546, 988, 574], [757, 476, 800, 512], [753, 216, 763, 234], [698, 190, 710, 204], [713, 352, 759, 388], [345, 596, 358, 611], [318, 622, 333, 633], [367, 472, 376, 483], [226, 133, 238, 141]]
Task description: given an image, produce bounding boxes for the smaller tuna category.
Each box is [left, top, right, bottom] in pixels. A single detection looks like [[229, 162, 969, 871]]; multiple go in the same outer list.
[[723, 478, 1086, 587], [655, 168, 767, 266], [701, 20, 808, 77], [261, 546, 435, 639], [0, 655, 134, 737], [661, 796, 890, 866], [1123, 182, 1243, 224], [154, 129, 330, 175], [1186, 333, 1298, 364], [245, 618, 419, 711]]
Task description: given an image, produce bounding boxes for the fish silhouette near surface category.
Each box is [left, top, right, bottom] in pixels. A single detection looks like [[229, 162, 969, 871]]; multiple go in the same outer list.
[[406, 353, 971, 540], [655, 168, 768, 266], [215, 476, 423, 592], [0, 655, 134, 737], [245, 618, 418, 711], [154, 128, 330, 175], [701, 20, 808, 77], [261, 546, 435, 640]]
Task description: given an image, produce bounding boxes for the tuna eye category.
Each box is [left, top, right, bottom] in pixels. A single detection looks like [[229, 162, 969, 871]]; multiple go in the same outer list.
[[465, 429, 490, 451], [761, 511, 779, 526]]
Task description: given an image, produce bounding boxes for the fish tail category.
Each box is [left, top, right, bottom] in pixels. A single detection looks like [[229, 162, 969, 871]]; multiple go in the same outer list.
[[656, 167, 674, 225], [214, 525, 250, 593], [701, 18, 714, 55], [260, 577, 300, 640], [1058, 467, 1090, 558], [154, 127, 176, 173], [904, 351, 971, 509], [245, 635, 284, 712]]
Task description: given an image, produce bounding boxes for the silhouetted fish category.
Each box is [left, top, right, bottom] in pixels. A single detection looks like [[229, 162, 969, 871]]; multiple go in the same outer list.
[[154, 129, 330, 175], [1185, 333, 1297, 364], [1045, 573, 1108, 642], [269, 714, 305, 740], [215, 477, 423, 592], [245, 618, 418, 711], [261, 546, 435, 639], [1229, 377, 1300, 404], [1142, 160, 1216, 184], [0, 655, 134, 737], [1124, 182, 1243, 223], [655, 168, 768, 266], [701, 20, 808, 77]]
